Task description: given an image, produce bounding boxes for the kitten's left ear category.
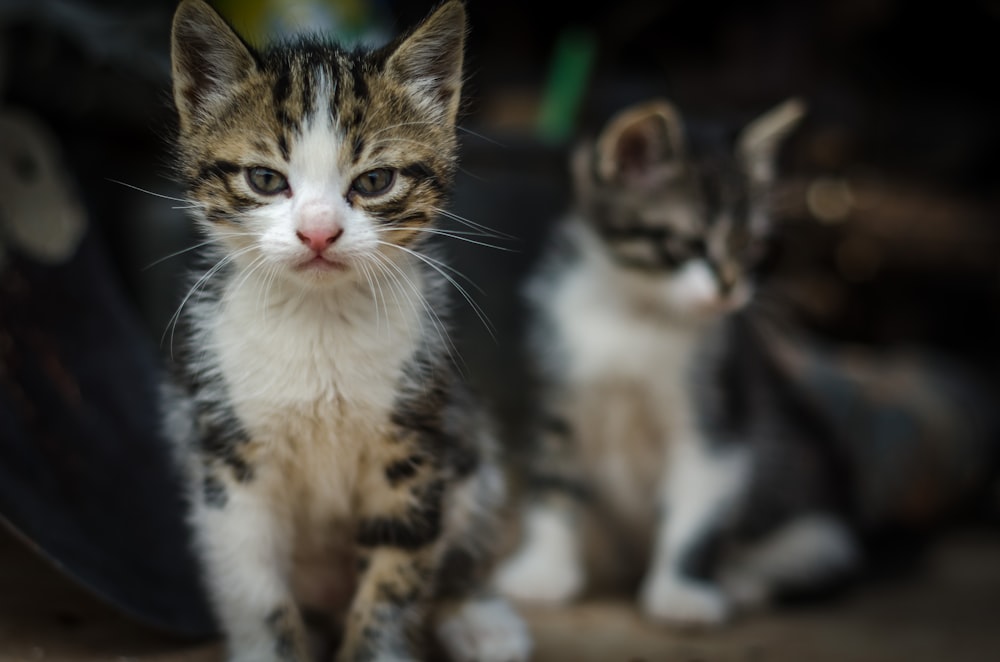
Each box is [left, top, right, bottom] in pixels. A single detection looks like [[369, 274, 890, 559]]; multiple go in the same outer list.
[[385, 1, 467, 126], [737, 97, 807, 183]]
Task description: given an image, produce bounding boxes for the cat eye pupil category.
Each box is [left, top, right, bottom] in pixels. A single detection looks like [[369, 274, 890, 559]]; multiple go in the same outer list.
[[246, 167, 288, 195], [353, 168, 395, 196]]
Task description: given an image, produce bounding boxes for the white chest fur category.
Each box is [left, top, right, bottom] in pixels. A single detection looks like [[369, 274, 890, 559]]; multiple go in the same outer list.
[[208, 270, 422, 517], [548, 257, 701, 399]]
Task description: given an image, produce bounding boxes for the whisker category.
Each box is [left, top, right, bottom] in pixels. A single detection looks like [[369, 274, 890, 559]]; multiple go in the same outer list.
[[163, 245, 256, 355], [374, 226, 516, 253], [107, 178, 200, 205], [457, 125, 507, 148], [432, 207, 517, 240], [357, 259, 383, 336], [260, 263, 281, 323], [370, 249, 466, 374], [143, 239, 216, 270], [378, 240, 497, 342], [365, 252, 414, 342]]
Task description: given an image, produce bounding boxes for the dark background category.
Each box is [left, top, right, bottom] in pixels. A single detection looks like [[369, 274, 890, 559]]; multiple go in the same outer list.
[[1, 0, 999, 637]]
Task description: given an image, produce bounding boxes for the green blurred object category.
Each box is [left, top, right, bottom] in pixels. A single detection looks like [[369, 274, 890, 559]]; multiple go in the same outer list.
[[211, 0, 391, 46], [537, 27, 597, 144]]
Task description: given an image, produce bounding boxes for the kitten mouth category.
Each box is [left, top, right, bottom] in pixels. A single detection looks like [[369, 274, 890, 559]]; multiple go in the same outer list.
[[297, 255, 348, 272]]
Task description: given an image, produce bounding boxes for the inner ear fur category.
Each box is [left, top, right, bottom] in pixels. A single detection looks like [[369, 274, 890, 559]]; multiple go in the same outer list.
[[595, 99, 685, 186]]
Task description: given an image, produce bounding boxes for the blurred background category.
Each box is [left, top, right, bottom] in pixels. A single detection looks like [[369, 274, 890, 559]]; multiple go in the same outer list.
[[1, 0, 1000, 659]]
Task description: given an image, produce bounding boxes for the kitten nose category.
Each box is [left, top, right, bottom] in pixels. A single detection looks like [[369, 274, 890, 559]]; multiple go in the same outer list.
[[296, 227, 343, 253]]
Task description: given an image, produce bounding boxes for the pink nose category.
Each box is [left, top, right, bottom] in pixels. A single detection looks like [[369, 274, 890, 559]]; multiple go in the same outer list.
[[296, 227, 343, 253]]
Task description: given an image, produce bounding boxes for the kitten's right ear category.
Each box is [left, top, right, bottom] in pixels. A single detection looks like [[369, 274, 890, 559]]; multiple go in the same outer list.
[[171, 0, 257, 129], [595, 99, 684, 187]]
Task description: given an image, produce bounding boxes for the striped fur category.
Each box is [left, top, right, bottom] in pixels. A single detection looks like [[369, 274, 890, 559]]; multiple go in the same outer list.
[[161, 2, 529, 660]]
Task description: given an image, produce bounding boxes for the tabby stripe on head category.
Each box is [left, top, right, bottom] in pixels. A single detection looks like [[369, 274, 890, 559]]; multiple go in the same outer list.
[[400, 162, 441, 195], [350, 64, 369, 102], [298, 66, 313, 117], [272, 70, 291, 107], [197, 159, 241, 183]]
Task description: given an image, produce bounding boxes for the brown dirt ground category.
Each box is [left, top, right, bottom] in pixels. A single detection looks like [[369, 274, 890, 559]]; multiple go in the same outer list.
[[2, 525, 999, 662]]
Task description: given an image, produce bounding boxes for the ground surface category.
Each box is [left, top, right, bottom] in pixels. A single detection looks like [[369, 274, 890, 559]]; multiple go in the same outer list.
[[2, 525, 999, 662]]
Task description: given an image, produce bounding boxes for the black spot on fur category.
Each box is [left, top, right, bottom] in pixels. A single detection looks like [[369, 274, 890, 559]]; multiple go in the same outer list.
[[265, 606, 298, 661], [385, 455, 423, 486], [356, 481, 445, 550], [202, 473, 228, 508], [277, 133, 290, 161], [200, 424, 255, 483]]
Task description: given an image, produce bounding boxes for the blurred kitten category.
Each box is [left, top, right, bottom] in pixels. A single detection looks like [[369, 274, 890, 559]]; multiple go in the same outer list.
[[495, 97, 859, 625]]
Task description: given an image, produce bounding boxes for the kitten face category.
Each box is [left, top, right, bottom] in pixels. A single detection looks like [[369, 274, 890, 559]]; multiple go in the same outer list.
[[170, 0, 465, 290], [574, 98, 805, 319]]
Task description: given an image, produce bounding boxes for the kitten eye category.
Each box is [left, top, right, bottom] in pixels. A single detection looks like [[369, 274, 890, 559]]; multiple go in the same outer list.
[[246, 167, 289, 195], [352, 168, 395, 197]]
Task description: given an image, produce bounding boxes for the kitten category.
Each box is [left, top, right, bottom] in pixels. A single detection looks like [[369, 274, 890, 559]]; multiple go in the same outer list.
[[161, 1, 530, 660], [495, 97, 859, 625]]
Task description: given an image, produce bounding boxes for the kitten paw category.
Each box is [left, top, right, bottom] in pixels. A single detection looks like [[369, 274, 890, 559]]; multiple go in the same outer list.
[[639, 574, 730, 627], [493, 545, 584, 605], [493, 507, 584, 605], [436, 597, 533, 662]]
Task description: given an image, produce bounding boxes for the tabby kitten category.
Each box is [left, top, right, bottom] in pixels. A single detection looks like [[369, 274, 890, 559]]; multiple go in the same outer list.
[[495, 98, 859, 625], [161, 1, 530, 660]]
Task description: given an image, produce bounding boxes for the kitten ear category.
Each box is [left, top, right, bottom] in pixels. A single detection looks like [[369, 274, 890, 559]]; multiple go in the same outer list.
[[596, 99, 684, 187], [384, 1, 466, 126], [737, 97, 806, 183], [171, 0, 257, 129]]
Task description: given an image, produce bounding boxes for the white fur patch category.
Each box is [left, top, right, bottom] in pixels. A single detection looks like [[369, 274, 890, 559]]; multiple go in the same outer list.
[[493, 505, 584, 605], [538, 222, 703, 388], [639, 573, 730, 626], [435, 597, 533, 662], [662, 259, 719, 313], [721, 514, 860, 608]]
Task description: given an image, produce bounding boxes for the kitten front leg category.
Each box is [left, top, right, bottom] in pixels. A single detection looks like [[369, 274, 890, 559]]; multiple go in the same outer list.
[[493, 494, 586, 605], [639, 438, 750, 627], [337, 545, 435, 662], [336, 468, 447, 662], [190, 463, 310, 662]]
